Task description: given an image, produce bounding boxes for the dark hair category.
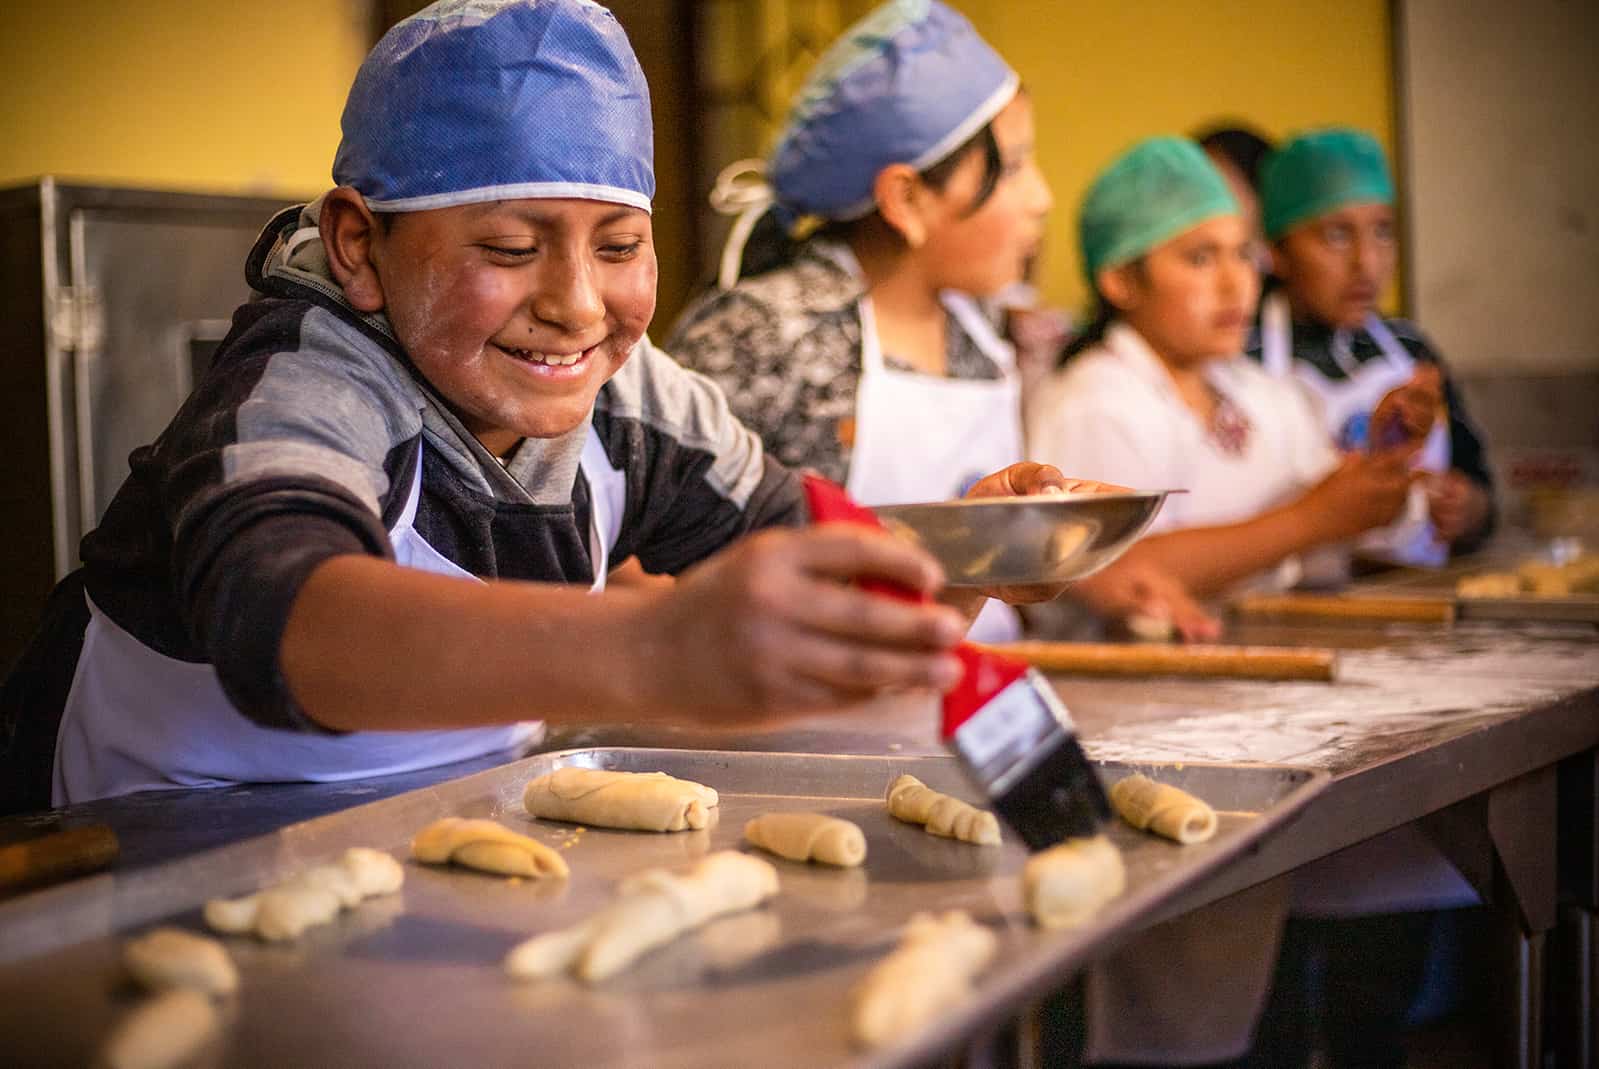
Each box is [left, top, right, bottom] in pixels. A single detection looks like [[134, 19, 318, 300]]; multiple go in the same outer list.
[[1194, 124, 1274, 191], [1057, 259, 1145, 366], [731, 122, 1005, 284]]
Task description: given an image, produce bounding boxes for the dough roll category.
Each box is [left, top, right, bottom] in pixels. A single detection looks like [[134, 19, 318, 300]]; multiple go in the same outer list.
[[885, 774, 1001, 845], [743, 812, 867, 867], [1108, 774, 1217, 844], [504, 851, 779, 983], [850, 911, 997, 1049], [411, 817, 569, 879], [1023, 835, 1126, 929], [122, 928, 238, 998], [203, 847, 405, 941], [522, 768, 719, 832], [99, 988, 219, 1069]]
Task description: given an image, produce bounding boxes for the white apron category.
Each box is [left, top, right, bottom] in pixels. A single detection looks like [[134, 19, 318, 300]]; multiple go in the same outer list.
[[1261, 292, 1450, 566], [51, 428, 624, 806], [845, 291, 1025, 643]]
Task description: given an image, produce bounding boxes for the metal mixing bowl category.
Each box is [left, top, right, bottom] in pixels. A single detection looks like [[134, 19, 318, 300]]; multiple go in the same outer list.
[[872, 491, 1175, 588]]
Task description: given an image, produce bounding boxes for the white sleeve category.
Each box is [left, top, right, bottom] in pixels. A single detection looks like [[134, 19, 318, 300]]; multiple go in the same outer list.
[[1025, 374, 1178, 520]]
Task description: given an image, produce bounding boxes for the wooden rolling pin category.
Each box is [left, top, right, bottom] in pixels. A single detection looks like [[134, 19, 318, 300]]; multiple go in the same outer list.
[[979, 641, 1338, 681], [0, 824, 119, 896], [1231, 593, 1456, 625]]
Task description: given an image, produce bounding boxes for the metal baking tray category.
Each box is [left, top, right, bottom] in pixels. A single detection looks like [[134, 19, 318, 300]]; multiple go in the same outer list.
[[1357, 563, 1599, 624], [0, 749, 1326, 1069]]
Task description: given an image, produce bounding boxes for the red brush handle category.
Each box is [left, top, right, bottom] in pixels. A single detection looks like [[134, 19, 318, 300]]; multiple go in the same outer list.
[[800, 473, 925, 604], [800, 473, 1028, 737]]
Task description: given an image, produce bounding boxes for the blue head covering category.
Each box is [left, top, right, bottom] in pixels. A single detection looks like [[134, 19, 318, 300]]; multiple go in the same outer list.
[[333, 0, 654, 213], [767, 0, 1018, 223]]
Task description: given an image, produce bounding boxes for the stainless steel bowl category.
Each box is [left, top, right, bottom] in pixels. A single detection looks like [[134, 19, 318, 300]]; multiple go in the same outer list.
[[872, 491, 1176, 587]]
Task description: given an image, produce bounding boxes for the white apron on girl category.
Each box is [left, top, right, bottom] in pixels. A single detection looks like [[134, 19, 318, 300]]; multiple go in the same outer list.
[[846, 290, 1025, 643], [1261, 291, 1450, 566], [51, 429, 624, 806]]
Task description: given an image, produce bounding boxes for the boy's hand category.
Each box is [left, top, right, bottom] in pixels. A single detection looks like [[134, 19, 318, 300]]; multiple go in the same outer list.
[[1372, 365, 1443, 449], [1427, 469, 1490, 544], [641, 527, 968, 722], [955, 463, 1130, 608]]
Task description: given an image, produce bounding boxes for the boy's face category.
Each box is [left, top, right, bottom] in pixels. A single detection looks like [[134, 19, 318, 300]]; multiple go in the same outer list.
[[1273, 202, 1396, 330], [371, 198, 656, 454]]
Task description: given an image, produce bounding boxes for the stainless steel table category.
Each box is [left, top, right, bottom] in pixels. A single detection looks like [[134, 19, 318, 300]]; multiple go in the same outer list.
[[2, 616, 1595, 1066]]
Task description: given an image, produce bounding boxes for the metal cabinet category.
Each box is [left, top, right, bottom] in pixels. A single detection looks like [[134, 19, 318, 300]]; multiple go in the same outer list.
[[0, 179, 295, 669]]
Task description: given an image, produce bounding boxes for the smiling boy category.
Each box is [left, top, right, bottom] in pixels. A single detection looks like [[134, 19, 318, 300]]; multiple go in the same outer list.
[[0, 0, 1087, 813]]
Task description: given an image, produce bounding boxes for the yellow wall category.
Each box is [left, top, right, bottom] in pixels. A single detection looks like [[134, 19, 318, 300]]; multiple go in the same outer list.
[[0, 0, 370, 198], [965, 0, 1396, 314]]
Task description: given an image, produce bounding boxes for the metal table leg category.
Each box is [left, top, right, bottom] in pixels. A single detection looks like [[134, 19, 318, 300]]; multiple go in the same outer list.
[[1487, 765, 1559, 1069], [1557, 750, 1599, 1069]]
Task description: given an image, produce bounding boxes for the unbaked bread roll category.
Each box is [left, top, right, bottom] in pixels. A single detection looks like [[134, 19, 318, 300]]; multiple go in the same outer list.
[[203, 847, 405, 941], [504, 850, 779, 983], [1109, 774, 1217, 844], [1456, 572, 1522, 599], [99, 988, 218, 1069], [850, 911, 996, 1049], [743, 812, 866, 867], [886, 774, 1001, 845], [411, 817, 569, 879], [1023, 835, 1125, 928], [122, 928, 238, 997], [522, 767, 719, 832]]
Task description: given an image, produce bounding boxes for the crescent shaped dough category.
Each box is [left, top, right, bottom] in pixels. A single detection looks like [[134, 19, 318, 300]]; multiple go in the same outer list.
[[411, 817, 569, 879], [504, 851, 779, 983], [99, 988, 219, 1069], [1109, 774, 1218, 844], [203, 847, 405, 941], [885, 774, 1001, 846], [122, 928, 238, 998], [523, 767, 719, 832], [850, 911, 997, 1049], [743, 812, 867, 867], [1023, 835, 1126, 929]]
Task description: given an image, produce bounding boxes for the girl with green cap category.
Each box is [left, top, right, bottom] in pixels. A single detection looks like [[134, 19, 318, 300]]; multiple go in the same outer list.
[[1027, 137, 1470, 1067], [1028, 136, 1418, 616], [1250, 127, 1495, 563]]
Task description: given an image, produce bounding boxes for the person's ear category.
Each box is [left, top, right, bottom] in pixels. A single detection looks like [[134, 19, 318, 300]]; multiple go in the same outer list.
[[320, 187, 386, 313], [871, 164, 930, 248], [1097, 264, 1142, 313]]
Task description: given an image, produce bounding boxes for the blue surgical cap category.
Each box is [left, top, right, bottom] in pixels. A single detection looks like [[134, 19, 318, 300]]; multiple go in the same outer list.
[[333, 0, 654, 214], [768, 0, 1018, 222]]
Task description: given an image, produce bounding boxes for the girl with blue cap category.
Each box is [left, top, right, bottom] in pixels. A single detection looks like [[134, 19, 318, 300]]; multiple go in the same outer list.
[[1249, 127, 1495, 564], [1, 0, 1085, 811], [1028, 137, 1417, 617], [668, 0, 1157, 642]]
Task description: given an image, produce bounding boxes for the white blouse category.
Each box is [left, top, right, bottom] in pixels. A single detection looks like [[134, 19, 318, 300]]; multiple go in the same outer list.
[[1026, 323, 1338, 589]]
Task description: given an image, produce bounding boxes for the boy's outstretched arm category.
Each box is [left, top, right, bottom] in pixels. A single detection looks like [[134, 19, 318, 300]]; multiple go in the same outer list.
[[280, 527, 967, 734]]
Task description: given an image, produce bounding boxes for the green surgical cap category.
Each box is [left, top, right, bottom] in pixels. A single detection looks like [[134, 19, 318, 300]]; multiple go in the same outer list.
[[1079, 137, 1239, 284], [1261, 127, 1393, 240]]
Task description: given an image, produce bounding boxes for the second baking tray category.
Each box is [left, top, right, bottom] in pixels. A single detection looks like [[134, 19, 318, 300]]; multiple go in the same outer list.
[[0, 749, 1326, 1069]]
